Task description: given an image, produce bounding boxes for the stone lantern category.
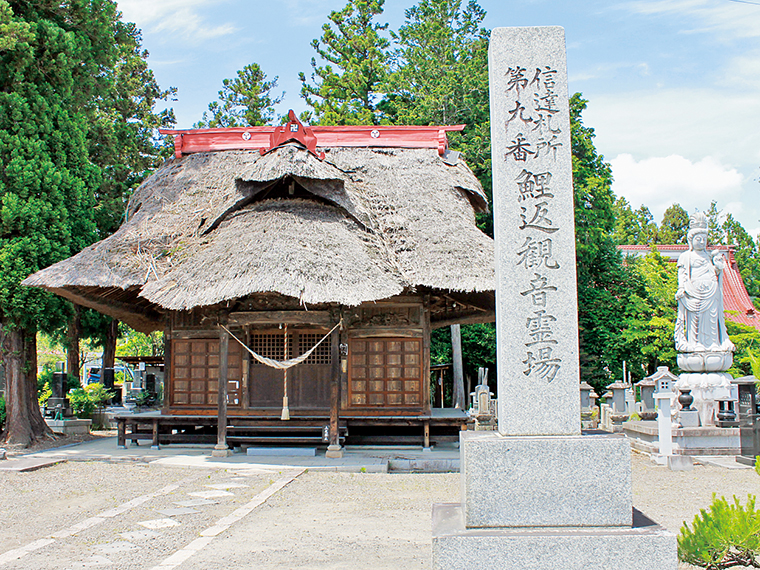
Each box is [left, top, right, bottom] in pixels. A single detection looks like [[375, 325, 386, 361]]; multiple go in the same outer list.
[[637, 367, 677, 420], [606, 380, 628, 414], [579, 381, 594, 412]]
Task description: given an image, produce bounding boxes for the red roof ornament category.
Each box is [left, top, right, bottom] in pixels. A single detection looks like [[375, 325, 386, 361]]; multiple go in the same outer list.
[[265, 110, 324, 159], [160, 121, 465, 159]]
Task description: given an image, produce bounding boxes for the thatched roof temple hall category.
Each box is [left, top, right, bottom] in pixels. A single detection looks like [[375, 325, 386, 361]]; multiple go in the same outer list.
[[24, 113, 495, 456]]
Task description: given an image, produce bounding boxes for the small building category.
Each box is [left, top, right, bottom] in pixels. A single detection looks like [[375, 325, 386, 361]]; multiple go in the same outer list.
[[24, 115, 495, 451]]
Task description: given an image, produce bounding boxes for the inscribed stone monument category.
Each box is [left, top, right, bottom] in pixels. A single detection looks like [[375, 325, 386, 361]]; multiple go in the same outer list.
[[489, 26, 579, 436], [431, 26, 677, 570]]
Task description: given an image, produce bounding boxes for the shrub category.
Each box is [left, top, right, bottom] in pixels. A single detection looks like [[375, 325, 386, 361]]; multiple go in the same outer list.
[[69, 388, 96, 418], [0, 395, 5, 431], [678, 494, 760, 569], [756, 457, 759, 478], [38, 382, 52, 406], [69, 383, 115, 419]]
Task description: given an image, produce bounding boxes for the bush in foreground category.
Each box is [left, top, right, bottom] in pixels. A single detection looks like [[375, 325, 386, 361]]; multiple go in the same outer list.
[[678, 494, 760, 569]]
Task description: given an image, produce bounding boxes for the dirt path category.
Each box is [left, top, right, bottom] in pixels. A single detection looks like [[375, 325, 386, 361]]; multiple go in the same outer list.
[[0, 452, 756, 569]]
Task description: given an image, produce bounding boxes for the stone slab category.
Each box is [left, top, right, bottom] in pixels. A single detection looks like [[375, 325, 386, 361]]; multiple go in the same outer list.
[[138, 518, 179, 529], [156, 507, 200, 517], [667, 455, 693, 471], [174, 499, 218, 507], [461, 431, 631, 528], [432, 503, 677, 570], [188, 490, 233, 499], [46, 418, 91, 436], [0, 457, 66, 472], [246, 447, 316, 456], [489, 26, 580, 436]]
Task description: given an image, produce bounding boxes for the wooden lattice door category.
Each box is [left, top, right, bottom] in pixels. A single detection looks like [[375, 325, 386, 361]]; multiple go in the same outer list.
[[348, 338, 422, 408], [170, 338, 242, 408]]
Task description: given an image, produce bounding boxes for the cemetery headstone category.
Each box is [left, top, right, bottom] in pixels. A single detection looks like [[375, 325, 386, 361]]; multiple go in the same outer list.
[[431, 26, 676, 570]]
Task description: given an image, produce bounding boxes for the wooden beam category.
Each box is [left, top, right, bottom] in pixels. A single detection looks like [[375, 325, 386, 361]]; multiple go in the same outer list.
[[212, 321, 232, 457], [326, 326, 343, 458], [431, 313, 496, 330], [228, 310, 331, 326]]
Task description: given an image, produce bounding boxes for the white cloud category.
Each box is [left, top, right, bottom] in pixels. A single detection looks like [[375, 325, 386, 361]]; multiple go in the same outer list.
[[116, 0, 237, 41], [583, 88, 760, 167], [609, 153, 744, 220], [619, 0, 760, 40]]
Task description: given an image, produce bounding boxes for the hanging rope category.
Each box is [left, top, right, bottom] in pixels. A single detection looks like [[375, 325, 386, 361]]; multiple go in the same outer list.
[[220, 320, 342, 370]]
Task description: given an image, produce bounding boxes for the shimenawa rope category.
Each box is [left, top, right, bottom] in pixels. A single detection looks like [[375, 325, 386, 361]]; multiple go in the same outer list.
[[220, 320, 342, 370]]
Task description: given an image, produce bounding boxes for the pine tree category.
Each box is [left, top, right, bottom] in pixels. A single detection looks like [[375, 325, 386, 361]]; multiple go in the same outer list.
[[658, 204, 689, 244], [299, 0, 390, 125], [196, 63, 282, 128]]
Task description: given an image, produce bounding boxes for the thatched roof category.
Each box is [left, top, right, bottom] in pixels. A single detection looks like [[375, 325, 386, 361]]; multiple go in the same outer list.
[[24, 143, 494, 332]]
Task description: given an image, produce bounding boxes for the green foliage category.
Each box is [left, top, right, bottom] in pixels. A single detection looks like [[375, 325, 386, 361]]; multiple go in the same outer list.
[[38, 381, 51, 406], [756, 457, 759, 477], [116, 325, 163, 357], [0, 394, 6, 430], [196, 63, 282, 128], [678, 494, 760, 569], [300, 0, 390, 125], [723, 213, 760, 301], [659, 204, 690, 244], [383, 0, 491, 233], [68, 388, 95, 418], [726, 321, 760, 378], [69, 382, 114, 418], [571, 94, 646, 390], [37, 363, 80, 396]]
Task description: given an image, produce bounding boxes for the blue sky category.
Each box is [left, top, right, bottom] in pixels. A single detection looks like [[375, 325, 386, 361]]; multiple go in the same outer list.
[[116, 0, 760, 238]]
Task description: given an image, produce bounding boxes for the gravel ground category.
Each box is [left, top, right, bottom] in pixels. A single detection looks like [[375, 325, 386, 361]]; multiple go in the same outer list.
[[0, 451, 757, 569]]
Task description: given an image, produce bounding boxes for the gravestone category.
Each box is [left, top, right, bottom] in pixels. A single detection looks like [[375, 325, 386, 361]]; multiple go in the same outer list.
[[431, 26, 676, 569]]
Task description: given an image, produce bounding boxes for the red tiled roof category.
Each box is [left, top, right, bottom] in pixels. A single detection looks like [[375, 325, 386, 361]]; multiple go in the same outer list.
[[618, 244, 759, 332]]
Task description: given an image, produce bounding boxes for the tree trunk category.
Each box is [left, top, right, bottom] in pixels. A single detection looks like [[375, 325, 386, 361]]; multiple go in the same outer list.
[[66, 305, 81, 384], [2, 322, 53, 446], [102, 318, 118, 369], [451, 324, 465, 409]]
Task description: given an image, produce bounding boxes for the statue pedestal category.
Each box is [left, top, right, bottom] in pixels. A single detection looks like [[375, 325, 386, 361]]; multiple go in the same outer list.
[[675, 371, 732, 427]]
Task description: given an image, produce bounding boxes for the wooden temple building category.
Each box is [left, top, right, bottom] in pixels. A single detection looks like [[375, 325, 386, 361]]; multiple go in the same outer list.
[[23, 114, 495, 455]]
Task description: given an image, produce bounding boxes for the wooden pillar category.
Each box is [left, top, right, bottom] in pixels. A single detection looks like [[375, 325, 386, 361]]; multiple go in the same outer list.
[[451, 324, 465, 409], [326, 325, 343, 458], [151, 418, 160, 449], [423, 421, 430, 450], [212, 321, 233, 457]]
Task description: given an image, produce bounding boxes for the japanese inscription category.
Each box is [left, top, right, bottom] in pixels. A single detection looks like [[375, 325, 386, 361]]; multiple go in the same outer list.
[[490, 26, 580, 435], [503, 65, 562, 163]]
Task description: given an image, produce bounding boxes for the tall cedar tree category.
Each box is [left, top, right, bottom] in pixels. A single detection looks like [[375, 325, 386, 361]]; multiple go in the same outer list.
[[299, 0, 390, 125], [385, 0, 491, 233], [571, 94, 647, 391], [0, 1, 174, 444], [196, 63, 282, 128], [0, 0, 107, 445]]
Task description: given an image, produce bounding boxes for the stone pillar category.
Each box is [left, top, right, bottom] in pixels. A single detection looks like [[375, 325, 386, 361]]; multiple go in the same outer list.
[[432, 26, 676, 570]]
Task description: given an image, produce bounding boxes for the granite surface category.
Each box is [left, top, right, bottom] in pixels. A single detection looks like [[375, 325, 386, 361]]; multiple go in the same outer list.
[[489, 26, 580, 436], [432, 503, 678, 570], [461, 431, 632, 528]]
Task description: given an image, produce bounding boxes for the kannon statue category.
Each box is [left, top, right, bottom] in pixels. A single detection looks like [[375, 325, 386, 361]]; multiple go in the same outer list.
[[674, 211, 734, 371]]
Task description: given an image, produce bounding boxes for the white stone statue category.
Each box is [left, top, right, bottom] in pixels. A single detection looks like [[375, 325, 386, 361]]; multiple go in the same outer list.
[[674, 210, 734, 426]]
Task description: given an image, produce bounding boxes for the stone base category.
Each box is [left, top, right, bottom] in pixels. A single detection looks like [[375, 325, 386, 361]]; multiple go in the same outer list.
[[679, 409, 700, 428], [45, 419, 91, 436], [623, 421, 740, 456], [325, 445, 344, 459], [676, 372, 732, 426], [461, 431, 631, 528], [211, 447, 233, 457], [246, 447, 316, 457], [667, 455, 693, 471], [432, 504, 677, 570]]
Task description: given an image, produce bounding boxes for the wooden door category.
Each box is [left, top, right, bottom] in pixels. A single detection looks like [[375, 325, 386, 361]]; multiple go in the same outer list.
[[170, 338, 242, 408], [348, 338, 423, 409], [248, 329, 331, 410]]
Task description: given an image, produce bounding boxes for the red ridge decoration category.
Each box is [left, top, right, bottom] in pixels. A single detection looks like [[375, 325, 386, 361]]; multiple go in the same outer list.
[[160, 110, 465, 159], [266, 110, 323, 159]]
